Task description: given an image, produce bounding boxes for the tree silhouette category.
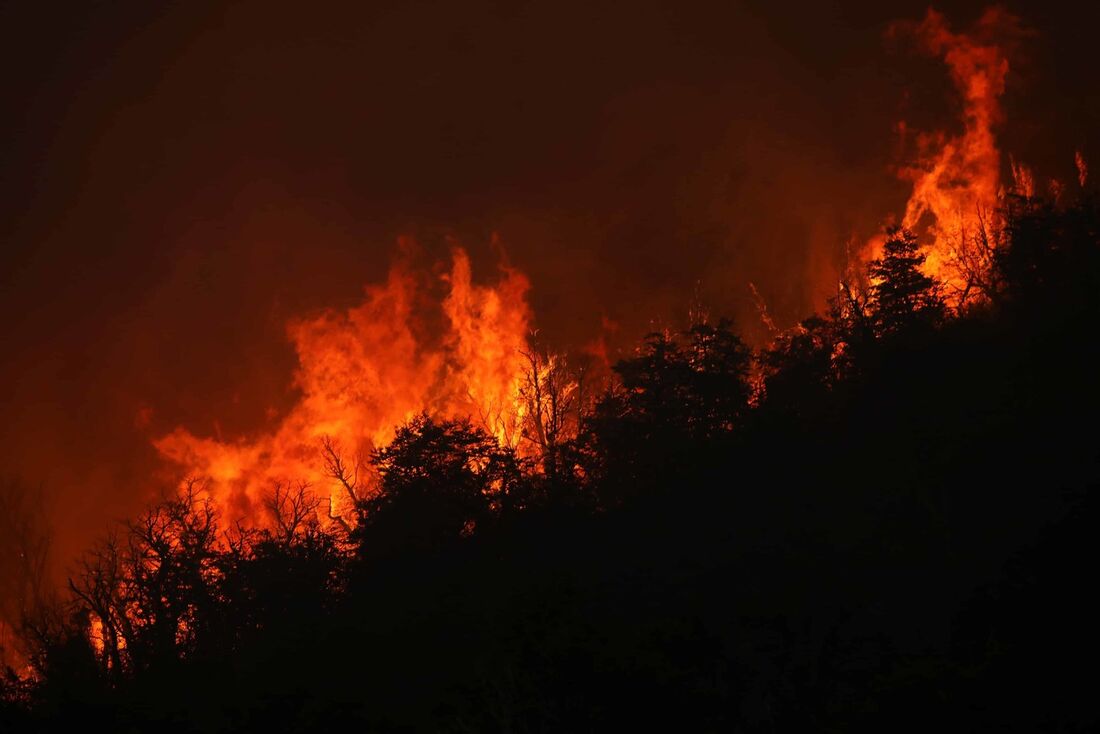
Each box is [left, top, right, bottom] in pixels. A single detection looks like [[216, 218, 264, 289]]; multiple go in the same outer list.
[[761, 315, 839, 419], [65, 481, 221, 678], [518, 347, 579, 480], [579, 319, 752, 505], [598, 319, 751, 442], [355, 414, 525, 555], [868, 227, 945, 336], [122, 481, 219, 671], [681, 319, 753, 437], [994, 194, 1100, 313]]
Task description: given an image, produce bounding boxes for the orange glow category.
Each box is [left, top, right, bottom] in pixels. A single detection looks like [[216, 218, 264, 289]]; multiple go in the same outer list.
[[88, 615, 106, 657], [871, 8, 1016, 302], [154, 242, 533, 526]]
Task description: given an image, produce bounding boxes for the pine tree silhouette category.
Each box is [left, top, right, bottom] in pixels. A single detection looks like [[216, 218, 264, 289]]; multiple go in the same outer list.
[[869, 227, 945, 336]]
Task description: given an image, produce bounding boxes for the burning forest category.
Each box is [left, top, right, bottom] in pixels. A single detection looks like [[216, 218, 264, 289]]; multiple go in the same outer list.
[[2, 3, 1100, 731]]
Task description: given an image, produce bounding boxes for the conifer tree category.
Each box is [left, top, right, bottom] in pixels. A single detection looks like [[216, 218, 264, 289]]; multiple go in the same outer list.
[[868, 227, 945, 335]]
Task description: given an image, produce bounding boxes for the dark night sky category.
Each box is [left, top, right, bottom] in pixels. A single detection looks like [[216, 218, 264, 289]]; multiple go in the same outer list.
[[2, 1, 1097, 565]]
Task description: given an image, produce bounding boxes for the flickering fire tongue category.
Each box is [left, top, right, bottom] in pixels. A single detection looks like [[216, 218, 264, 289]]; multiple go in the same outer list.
[[862, 8, 1015, 304]]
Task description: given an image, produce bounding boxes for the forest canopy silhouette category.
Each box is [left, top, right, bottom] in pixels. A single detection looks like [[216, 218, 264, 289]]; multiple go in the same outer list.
[[4, 3, 1100, 730], [3, 188, 1099, 731]]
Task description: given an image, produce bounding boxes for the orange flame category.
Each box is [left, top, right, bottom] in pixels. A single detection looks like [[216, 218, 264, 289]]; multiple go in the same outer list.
[[872, 8, 1018, 298], [154, 242, 533, 524]]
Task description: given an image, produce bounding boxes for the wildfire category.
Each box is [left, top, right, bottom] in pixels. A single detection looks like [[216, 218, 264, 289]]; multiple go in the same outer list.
[[154, 241, 533, 526], [148, 7, 1067, 530]]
